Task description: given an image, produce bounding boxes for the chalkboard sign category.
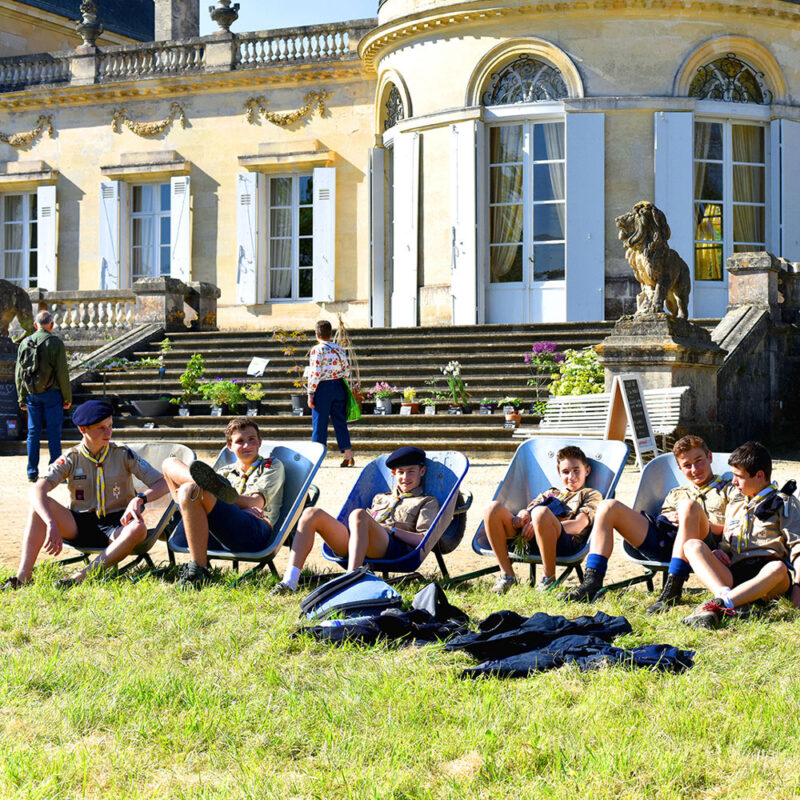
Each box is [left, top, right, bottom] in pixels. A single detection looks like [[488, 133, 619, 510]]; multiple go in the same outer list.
[[604, 373, 657, 470], [0, 343, 20, 440], [0, 377, 17, 417]]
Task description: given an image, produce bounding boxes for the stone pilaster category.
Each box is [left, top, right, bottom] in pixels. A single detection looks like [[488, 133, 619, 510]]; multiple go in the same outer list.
[[132, 277, 188, 331]]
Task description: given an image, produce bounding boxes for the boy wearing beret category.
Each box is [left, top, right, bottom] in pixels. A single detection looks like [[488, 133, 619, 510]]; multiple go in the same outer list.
[[2, 400, 168, 589], [272, 446, 439, 593]]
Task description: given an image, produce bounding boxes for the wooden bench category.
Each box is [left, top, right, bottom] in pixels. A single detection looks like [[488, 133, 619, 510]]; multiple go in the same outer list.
[[513, 386, 690, 451]]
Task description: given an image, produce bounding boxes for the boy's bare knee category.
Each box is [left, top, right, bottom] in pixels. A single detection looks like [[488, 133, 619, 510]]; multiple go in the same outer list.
[[485, 500, 507, 518], [676, 498, 699, 518], [176, 482, 199, 505], [349, 508, 369, 526], [529, 505, 550, 524], [299, 507, 319, 526], [683, 538, 704, 558], [764, 561, 789, 581]]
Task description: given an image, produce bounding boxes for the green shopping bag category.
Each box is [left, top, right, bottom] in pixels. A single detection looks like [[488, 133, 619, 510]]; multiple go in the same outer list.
[[344, 380, 361, 422]]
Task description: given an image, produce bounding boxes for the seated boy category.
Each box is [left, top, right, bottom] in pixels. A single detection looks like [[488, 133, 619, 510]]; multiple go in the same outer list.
[[161, 417, 285, 590], [682, 441, 800, 629], [1, 400, 167, 590], [272, 446, 439, 593], [484, 445, 602, 594], [563, 435, 740, 610]]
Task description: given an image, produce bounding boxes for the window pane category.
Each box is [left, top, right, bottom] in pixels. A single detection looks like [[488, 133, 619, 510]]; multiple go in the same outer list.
[[533, 122, 564, 161], [490, 165, 523, 204], [4, 195, 22, 220], [160, 246, 170, 275], [131, 247, 143, 277], [270, 269, 292, 299], [533, 243, 565, 282], [299, 237, 313, 267], [299, 206, 313, 237], [299, 268, 312, 298], [299, 176, 313, 205], [489, 125, 523, 164], [4, 223, 22, 250], [694, 122, 723, 160], [695, 202, 723, 242], [160, 216, 170, 246], [695, 244, 723, 280], [533, 163, 565, 202], [28, 193, 37, 218], [733, 165, 764, 203], [490, 205, 523, 245], [29, 220, 37, 250], [533, 204, 565, 241], [733, 205, 765, 244], [270, 208, 292, 238], [732, 125, 764, 163], [133, 217, 156, 249], [160, 182, 171, 211], [132, 185, 155, 213], [269, 238, 291, 269], [270, 177, 291, 206], [28, 251, 37, 285], [4, 252, 22, 282], [695, 162, 722, 201], [489, 245, 522, 282]]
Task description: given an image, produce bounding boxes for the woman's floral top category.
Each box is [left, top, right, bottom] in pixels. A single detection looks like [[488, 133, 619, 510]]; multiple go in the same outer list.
[[307, 341, 350, 395]]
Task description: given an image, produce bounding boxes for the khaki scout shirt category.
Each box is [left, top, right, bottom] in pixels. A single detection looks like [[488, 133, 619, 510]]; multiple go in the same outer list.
[[368, 486, 439, 533], [43, 442, 162, 515], [526, 487, 602, 544], [218, 457, 285, 529], [660, 476, 741, 528], [721, 491, 800, 568]]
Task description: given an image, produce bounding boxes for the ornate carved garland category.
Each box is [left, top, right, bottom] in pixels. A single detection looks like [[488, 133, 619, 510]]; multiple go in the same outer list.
[[112, 102, 187, 138], [244, 89, 330, 126], [0, 115, 54, 147]]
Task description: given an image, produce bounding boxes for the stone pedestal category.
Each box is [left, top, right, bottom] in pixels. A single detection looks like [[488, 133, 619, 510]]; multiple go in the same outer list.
[[132, 277, 187, 331], [186, 281, 221, 330], [0, 337, 21, 440], [595, 314, 726, 445]]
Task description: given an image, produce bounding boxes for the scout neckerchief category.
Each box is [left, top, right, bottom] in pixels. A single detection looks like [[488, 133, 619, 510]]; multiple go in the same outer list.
[[234, 457, 267, 494], [734, 483, 778, 553], [372, 488, 417, 524], [550, 488, 578, 501], [79, 442, 111, 517], [693, 474, 728, 512]]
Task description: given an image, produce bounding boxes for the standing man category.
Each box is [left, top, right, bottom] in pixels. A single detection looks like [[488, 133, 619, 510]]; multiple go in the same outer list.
[[16, 309, 71, 482]]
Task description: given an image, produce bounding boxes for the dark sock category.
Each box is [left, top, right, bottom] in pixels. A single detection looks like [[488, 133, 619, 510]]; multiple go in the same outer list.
[[586, 554, 608, 576], [669, 557, 691, 579]]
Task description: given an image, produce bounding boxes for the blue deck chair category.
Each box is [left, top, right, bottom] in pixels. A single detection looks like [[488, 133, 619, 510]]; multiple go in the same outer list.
[[168, 440, 325, 579], [58, 442, 196, 574], [604, 450, 733, 594], [462, 437, 629, 588], [321, 451, 471, 579]]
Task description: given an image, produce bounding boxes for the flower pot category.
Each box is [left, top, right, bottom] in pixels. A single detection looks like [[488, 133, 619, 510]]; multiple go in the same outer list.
[[479, 403, 496, 415], [178, 402, 191, 417], [291, 393, 310, 416], [504, 410, 522, 428], [400, 402, 420, 415], [246, 401, 261, 417], [210, 403, 224, 417], [423, 404, 436, 415], [375, 397, 393, 414], [448, 404, 471, 415]]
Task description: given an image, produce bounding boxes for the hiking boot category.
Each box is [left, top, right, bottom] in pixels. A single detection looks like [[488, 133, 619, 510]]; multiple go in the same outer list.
[[178, 561, 211, 591], [536, 575, 558, 592], [189, 461, 238, 505], [269, 580, 298, 596], [490, 573, 517, 594], [1, 576, 27, 591], [682, 598, 737, 629], [560, 567, 603, 602], [646, 574, 686, 615], [27, 473, 38, 483]]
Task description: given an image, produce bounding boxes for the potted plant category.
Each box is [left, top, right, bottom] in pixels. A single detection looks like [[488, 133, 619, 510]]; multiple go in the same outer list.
[[524, 341, 565, 421], [401, 386, 419, 414], [499, 396, 523, 427], [170, 353, 205, 416], [479, 397, 498, 414], [200, 378, 244, 416], [367, 382, 398, 414], [422, 394, 438, 416], [442, 360, 470, 414], [273, 328, 310, 414], [242, 382, 265, 416]]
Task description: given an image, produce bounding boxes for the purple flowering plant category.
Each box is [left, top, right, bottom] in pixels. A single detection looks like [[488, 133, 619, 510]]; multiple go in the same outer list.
[[367, 381, 398, 400], [524, 341, 564, 414]]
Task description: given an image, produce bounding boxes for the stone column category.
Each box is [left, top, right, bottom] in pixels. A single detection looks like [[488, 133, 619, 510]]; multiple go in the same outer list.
[[154, 0, 200, 40], [727, 251, 782, 321], [595, 315, 726, 445], [186, 281, 221, 330], [132, 277, 188, 331]]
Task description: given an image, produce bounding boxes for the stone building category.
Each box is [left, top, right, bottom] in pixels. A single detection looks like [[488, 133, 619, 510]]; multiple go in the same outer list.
[[0, 0, 798, 329]]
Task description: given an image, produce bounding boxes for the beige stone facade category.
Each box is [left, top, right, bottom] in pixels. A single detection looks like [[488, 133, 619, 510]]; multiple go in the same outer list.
[[0, 1, 799, 329]]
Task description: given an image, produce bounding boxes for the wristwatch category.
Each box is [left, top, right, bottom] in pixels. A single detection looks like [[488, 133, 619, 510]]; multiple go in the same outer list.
[[136, 492, 147, 508]]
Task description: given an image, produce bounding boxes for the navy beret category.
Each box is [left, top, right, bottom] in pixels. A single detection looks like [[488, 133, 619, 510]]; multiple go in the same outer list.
[[386, 446, 426, 469], [72, 400, 113, 427]]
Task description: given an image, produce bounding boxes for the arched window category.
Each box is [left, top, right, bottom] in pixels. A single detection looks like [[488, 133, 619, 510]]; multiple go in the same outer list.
[[383, 85, 404, 131], [482, 55, 568, 105], [688, 53, 772, 104]]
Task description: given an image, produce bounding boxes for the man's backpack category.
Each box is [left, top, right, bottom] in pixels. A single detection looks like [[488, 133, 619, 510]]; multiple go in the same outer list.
[[17, 335, 49, 394]]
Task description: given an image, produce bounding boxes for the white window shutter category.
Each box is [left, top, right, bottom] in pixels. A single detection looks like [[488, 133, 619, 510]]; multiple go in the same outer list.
[[170, 175, 192, 282], [312, 166, 336, 303], [369, 147, 385, 327], [654, 111, 694, 312], [565, 112, 605, 322], [236, 172, 262, 305], [450, 120, 479, 325], [775, 119, 800, 261], [391, 130, 419, 327], [99, 180, 121, 290], [36, 184, 57, 291]]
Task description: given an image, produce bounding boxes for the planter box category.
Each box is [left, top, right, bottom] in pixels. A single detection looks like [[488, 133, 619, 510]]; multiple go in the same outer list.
[[479, 403, 496, 415], [291, 394, 310, 416], [132, 398, 176, 417], [246, 402, 261, 417]]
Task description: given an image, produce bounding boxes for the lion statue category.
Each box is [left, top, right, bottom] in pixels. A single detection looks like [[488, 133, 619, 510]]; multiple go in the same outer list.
[[615, 201, 691, 319], [0, 278, 34, 341]]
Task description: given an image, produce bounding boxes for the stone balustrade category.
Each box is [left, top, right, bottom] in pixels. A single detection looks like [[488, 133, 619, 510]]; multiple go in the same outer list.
[[236, 23, 360, 68], [28, 289, 136, 336], [98, 40, 206, 81], [0, 52, 71, 91]]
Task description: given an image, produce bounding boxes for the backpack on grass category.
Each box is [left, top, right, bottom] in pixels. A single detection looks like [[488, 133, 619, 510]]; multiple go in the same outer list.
[[300, 565, 402, 622]]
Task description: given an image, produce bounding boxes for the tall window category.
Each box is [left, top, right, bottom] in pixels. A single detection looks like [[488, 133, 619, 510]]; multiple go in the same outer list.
[[693, 122, 766, 281], [267, 174, 313, 300], [1, 193, 37, 288], [489, 121, 566, 285], [130, 183, 171, 282]]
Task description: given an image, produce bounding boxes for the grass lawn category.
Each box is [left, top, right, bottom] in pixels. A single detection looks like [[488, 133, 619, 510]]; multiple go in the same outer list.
[[1, 566, 800, 799]]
